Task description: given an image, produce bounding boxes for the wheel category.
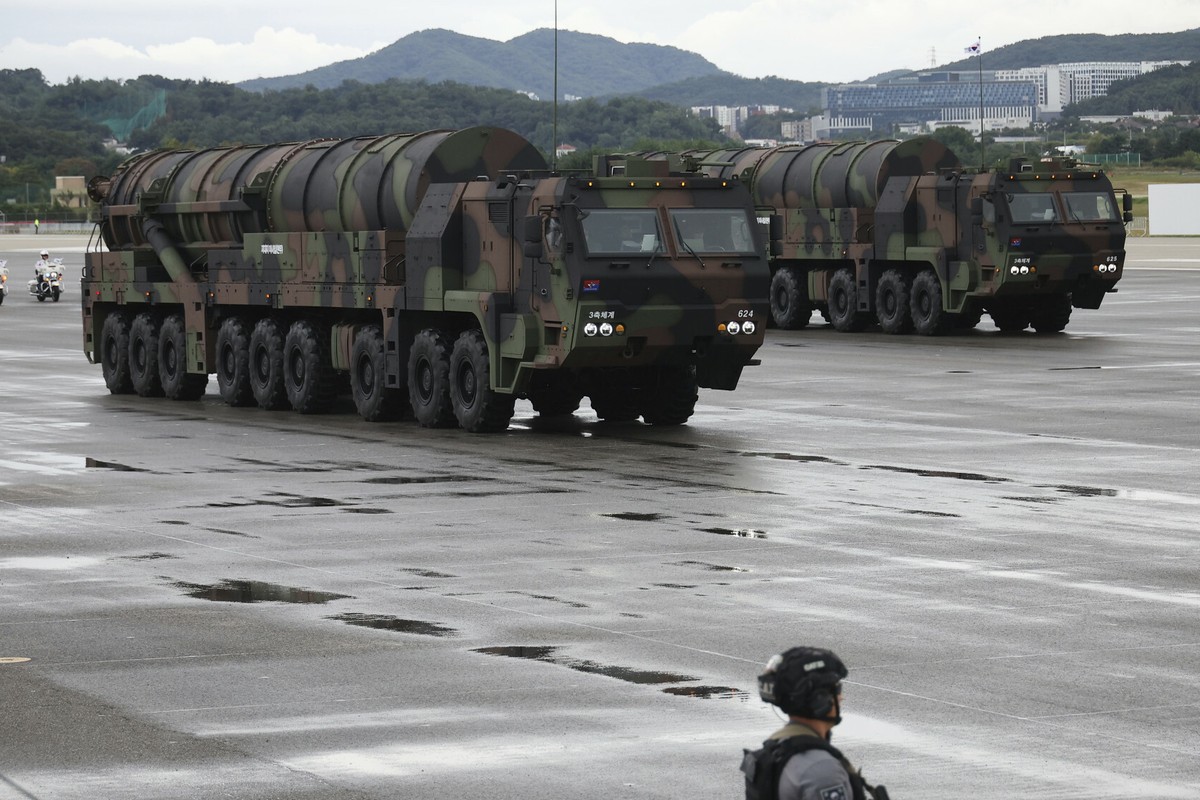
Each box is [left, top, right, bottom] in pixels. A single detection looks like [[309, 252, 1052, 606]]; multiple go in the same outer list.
[[0, 291, 5, 306], [827, 268, 869, 332], [248, 318, 288, 410], [590, 381, 642, 422], [449, 329, 515, 433], [641, 365, 698, 426], [158, 314, 208, 400], [51, 288, 61, 302], [955, 305, 983, 330], [128, 312, 163, 397], [283, 319, 338, 414], [909, 269, 952, 336], [37, 294, 46, 302], [989, 306, 1029, 333], [769, 266, 811, 330], [351, 324, 406, 421], [407, 328, 456, 428], [215, 317, 254, 406], [100, 312, 133, 394], [525, 374, 583, 418], [1030, 295, 1072, 334], [874, 269, 913, 334]]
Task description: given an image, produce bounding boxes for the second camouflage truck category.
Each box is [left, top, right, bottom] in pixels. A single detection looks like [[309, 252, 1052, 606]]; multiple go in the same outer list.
[[82, 127, 768, 432], [657, 139, 1131, 335]]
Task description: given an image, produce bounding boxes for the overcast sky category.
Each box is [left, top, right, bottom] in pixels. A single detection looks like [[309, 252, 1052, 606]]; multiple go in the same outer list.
[[2, 1, 1196, 86]]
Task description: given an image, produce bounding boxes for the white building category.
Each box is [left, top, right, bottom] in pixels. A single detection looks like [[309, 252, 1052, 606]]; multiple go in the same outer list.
[[995, 61, 1188, 113]]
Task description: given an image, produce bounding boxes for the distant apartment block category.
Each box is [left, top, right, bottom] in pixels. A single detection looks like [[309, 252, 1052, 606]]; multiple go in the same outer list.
[[691, 104, 792, 136]]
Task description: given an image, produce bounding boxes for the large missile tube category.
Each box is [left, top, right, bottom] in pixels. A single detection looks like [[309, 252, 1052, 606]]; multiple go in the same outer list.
[[89, 126, 547, 251], [683, 138, 962, 211]]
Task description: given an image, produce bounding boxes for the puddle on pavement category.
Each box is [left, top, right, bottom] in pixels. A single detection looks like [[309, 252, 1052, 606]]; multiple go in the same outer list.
[[203, 527, 258, 538], [120, 552, 179, 561], [1004, 496, 1062, 505], [1047, 366, 1101, 371], [329, 613, 456, 637], [401, 568, 457, 578], [604, 512, 668, 522], [902, 509, 962, 518], [206, 492, 348, 509], [473, 645, 697, 685], [863, 465, 1010, 483], [160, 520, 189, 526], [342, 507, 393, 514], [744, 451, 843, 465], [362, 475, 492, 486], [674, 560, 748, 573], [1048, 484, 1118, 497], [85, 457, 147, 472], [652, 583, 698, 589], [508, 591, 589, 608], [1043, 485, 1200, 505], [699, 527, 768, 539], [173, 579, 351, 604], [662, 685, 750, 700]]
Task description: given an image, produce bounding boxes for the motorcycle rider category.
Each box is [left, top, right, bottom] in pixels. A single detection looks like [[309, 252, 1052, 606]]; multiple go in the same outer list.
[[35, 250, 52, 288]]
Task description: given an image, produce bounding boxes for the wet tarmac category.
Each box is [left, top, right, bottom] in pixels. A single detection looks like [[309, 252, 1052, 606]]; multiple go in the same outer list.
[[1, 235, 1198, 799]]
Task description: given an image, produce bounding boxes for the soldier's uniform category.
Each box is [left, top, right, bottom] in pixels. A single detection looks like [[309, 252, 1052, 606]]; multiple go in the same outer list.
[[768, 722, 856, 800]]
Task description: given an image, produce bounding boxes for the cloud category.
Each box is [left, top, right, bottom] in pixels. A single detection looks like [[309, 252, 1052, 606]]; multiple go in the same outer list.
[[0, 28, 383, 84]]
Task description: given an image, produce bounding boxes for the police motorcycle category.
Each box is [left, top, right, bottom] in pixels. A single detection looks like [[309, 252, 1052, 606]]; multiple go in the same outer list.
[[29, 255, 65, 302], [0, 260, 8, 306]]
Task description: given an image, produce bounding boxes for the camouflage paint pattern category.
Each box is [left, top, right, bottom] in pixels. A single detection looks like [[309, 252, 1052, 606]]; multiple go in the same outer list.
[[644, 139, 1127, 332], [82, 127, 768, 421]]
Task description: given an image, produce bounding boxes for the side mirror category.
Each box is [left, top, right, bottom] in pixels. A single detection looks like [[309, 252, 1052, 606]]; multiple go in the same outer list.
[[1122, 194, 1134, 213], [768, 214, 783, 241], [970, 196, 984, 225], [521, 216, 542, 244]]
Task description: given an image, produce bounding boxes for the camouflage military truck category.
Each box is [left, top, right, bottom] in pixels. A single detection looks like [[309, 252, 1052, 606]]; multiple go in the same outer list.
[[646, 139, 1131, 335], [82, 127, 768, 433]]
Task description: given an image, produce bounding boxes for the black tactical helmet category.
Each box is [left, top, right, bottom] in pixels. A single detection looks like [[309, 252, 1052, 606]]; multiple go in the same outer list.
[[757, 646, 848, 721]]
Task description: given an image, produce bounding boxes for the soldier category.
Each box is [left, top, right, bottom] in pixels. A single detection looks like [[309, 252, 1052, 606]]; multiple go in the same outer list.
[[740, 646, 889, 800]]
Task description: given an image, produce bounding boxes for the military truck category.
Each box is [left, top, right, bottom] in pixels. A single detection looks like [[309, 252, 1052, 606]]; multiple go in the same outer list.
[[650, 139, 1131, 335], [82, 127, 768, 432]]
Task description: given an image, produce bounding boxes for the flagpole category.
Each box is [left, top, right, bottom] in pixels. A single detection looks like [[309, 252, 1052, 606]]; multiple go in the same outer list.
[[977, 36, 985, 170]]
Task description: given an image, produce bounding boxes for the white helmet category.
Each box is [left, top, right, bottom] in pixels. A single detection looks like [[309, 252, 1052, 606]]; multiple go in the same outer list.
[[40, 250, 49, 258]]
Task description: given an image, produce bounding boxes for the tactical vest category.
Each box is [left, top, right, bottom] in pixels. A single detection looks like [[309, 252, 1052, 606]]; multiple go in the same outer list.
[[740, 735, 867, 800]]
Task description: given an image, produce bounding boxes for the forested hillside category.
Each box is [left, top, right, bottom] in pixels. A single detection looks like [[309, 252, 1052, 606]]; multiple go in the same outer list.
[[239, 28, 724, 100], [1070, 61, 1200, 115], [0, 68, 726, 211], [937, 28, 1200, 71]]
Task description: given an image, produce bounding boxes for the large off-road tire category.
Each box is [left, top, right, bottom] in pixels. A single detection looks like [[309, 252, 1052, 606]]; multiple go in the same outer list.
[[248, 318, 289, 410], [590, 381, 642, 422], [158, 314, 208, 401], [351, 324, 406, 422], [769, 266, 811, 330], [875, 269, 913, 334], [100, 312, 134, 395], [955, 304, 984, 330], [827, 267, 870, 332], [526, 374, 583, 418], [989, 305, 1029, 333], [910, 269, 953, 336], [449, 330, 515, 433], [128, 312, 164, 397], [1029, 294, 1073, 334], [640, 365, 699, 426], [408, 328, 456, 428], [215, 317, 254, 407], [283, 319, 338, 414]]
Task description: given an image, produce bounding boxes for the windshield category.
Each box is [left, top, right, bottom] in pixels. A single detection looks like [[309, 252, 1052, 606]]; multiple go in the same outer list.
[[580, 209, 663, 255], [1063, 191, 1119, 222], [670, 208, 757, 255], [1007, 192, 1059, 224]]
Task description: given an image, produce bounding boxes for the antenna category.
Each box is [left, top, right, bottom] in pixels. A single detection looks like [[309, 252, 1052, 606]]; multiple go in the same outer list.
[[929, 47, 936, 68], [552, 0, 559, 170]]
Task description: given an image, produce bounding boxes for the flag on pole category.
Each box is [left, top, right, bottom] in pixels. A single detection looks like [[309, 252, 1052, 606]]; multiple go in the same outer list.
[[964, 39, 981, 55]]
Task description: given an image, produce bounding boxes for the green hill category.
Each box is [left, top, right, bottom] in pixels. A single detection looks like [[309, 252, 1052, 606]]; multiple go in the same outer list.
[[239, 28, 724, 100], [936, 28, 1200, 71]]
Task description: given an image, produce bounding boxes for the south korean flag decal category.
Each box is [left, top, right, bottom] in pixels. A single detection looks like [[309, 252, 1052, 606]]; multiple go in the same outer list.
[[819, 787, 847, 800]]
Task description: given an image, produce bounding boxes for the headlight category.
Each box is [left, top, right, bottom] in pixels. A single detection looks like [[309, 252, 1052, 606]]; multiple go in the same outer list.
[[599, 322, 614, 337], [584, 322, 598, 337], [727, 321, 741, 335], [742, 320, 756, 335]]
